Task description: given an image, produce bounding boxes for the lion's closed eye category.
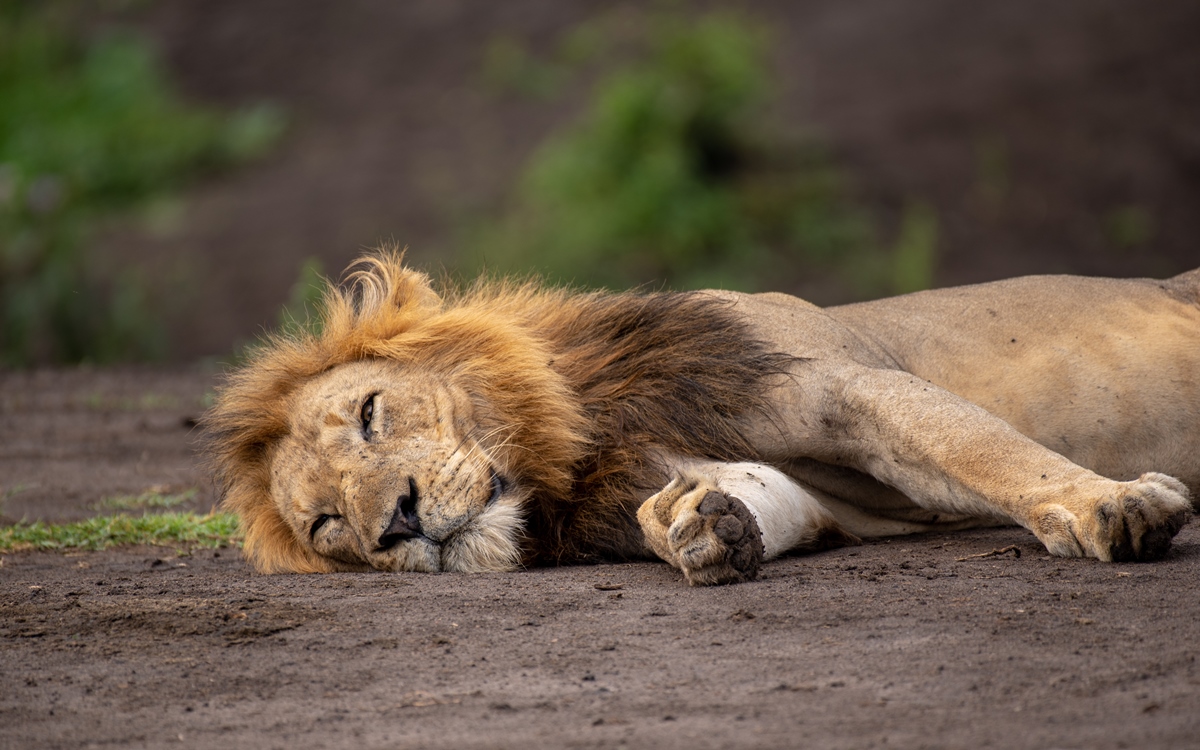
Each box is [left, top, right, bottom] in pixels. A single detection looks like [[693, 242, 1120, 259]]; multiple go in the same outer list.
[[310, 513, 339, 540]]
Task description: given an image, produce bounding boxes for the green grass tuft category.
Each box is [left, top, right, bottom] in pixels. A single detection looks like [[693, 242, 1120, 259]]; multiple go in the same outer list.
[[0, 512, 240, 552]]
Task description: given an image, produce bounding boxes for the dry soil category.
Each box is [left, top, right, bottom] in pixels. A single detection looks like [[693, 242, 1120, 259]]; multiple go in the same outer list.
[[2, 367, 1199, 749]]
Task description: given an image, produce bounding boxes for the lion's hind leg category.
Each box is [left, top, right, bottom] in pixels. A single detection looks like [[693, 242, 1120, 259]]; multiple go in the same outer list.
[[637, 461, 857, 586]]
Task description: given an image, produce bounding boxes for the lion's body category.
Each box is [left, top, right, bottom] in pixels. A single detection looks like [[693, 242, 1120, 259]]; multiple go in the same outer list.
[[205, 256, 1197, 583], [732, 271, 1200, 534], [828, 271, 1200, 485]]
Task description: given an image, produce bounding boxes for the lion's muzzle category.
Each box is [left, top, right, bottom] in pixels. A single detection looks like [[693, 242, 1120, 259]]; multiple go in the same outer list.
[[377, 477, 424, 552]]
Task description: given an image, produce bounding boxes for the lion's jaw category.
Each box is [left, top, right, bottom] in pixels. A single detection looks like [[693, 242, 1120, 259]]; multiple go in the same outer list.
[[269, 360, 527, 574], [437, 494, 525, 573]]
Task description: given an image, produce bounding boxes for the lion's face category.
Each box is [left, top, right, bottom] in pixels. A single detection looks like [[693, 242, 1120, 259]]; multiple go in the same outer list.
[[270, 359, 526, 573]]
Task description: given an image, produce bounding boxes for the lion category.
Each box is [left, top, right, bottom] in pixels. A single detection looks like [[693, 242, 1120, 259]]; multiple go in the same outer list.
[[203, 252, 1199, 584]]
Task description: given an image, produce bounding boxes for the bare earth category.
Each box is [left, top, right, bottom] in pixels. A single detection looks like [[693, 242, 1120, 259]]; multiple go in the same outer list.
[[3, 367, 1199, 750]]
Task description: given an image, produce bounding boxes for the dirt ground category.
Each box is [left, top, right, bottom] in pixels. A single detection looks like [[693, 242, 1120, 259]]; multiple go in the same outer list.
[[3, 358, 1200, 750]]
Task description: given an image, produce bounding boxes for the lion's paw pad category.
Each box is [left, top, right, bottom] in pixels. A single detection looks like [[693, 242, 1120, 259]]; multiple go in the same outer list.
[[672, 489, 764, 586]]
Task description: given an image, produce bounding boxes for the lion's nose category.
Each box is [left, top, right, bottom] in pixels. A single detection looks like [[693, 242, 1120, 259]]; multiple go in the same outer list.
[[377, 477, 423, 550]]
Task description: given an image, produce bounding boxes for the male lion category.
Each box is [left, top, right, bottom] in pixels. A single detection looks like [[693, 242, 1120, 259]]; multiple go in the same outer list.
[[204, 253, 1198, 584]]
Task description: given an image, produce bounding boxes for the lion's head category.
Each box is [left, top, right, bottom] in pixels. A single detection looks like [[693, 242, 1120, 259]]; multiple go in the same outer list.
[[203, 252, 590, 573]]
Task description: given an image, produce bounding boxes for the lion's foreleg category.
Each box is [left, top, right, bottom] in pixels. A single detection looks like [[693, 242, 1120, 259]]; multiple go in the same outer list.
[[780, 366, 1193, 562]]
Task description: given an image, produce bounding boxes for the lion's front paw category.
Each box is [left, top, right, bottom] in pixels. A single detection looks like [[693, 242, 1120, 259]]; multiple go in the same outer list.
[[638, 476, 764, 586], [1032, 473, 1192, 562]]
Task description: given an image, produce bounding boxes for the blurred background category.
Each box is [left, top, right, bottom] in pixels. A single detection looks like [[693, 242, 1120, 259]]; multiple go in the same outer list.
[[2, 0, 1197, 366]]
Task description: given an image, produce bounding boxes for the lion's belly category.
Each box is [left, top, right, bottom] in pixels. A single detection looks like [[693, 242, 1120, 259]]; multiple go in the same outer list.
[[779, 457, 1010, 537]]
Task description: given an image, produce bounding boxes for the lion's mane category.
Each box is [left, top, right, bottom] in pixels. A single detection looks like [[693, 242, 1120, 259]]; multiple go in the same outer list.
[[204, 252, 791, 572]]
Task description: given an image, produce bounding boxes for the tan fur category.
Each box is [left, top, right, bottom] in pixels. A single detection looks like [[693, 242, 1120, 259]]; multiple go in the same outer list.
[[204, 253, 1198, 582]]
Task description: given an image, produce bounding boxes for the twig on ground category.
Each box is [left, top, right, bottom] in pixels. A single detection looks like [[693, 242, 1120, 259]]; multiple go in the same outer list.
[[955, 545, 1021, 562]]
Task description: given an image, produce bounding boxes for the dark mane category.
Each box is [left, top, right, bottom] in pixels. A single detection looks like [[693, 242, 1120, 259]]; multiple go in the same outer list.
[[522, 291, 793, 564]]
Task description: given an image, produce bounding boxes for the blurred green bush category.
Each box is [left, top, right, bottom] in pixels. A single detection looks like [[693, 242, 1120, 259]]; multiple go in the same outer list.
[[0, 1, 284, 366], [472, 10, 935, 295]]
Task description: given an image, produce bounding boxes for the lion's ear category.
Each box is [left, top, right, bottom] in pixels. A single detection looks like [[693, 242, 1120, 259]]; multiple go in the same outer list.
[[347, 250, 442, 317], [240, 502, 333, 574], [316, 250, 443, 350]]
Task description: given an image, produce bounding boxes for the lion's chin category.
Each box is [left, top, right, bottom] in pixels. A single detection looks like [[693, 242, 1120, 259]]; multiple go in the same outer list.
[[372, 537, 442, 573], [439, 496, 525, 573]]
